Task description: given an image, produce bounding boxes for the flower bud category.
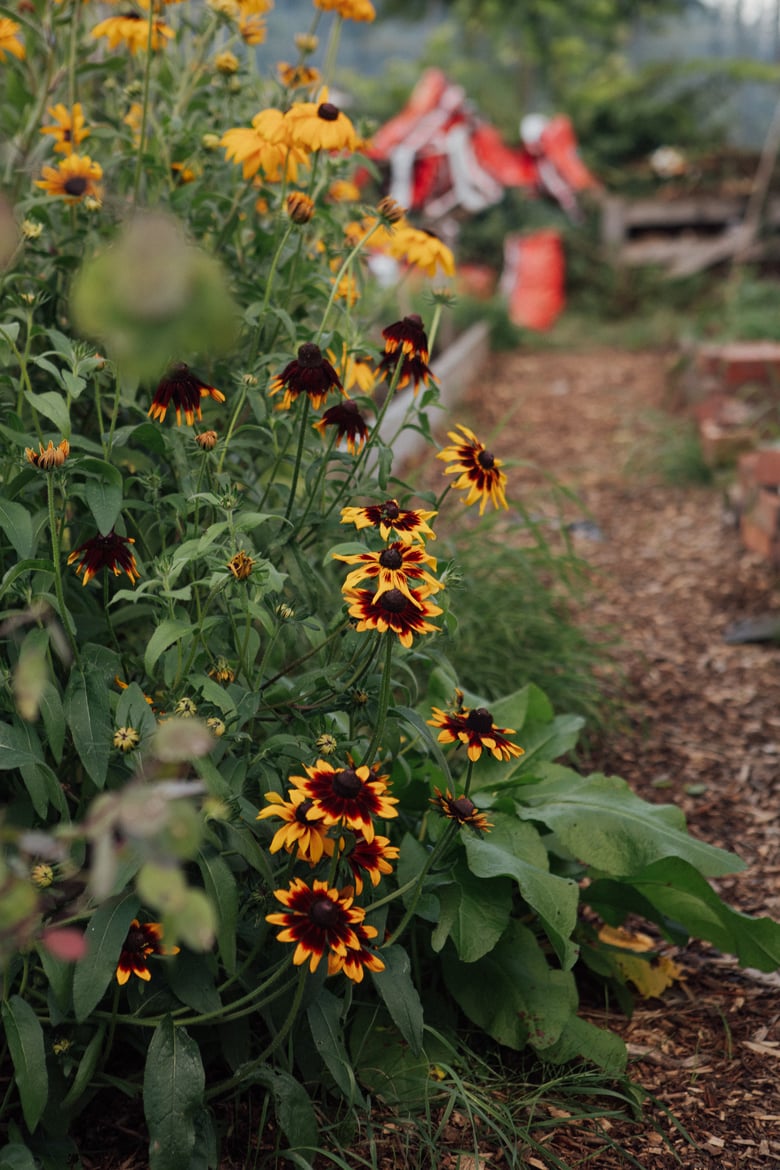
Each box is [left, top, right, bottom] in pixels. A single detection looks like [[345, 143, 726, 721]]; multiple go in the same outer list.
[[285, 192, 315, 224]]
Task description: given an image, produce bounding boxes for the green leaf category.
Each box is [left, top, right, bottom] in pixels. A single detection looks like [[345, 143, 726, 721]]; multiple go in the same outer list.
[[242, 1068, 318, 1151], [196, 851, 237, 974], [307, 990, 364, 1106], [168, 954, 222, 1015], [38, 681, 66, 764], [1, 996, 48, 1131], [371, 945, 424, 1056], [463, 813, 580, 969], [144, 620, 193, 677], [0, 499, 34, 559], [515, 766, 744, 878], [431, 861, 512, 962], [143, 1018, 205, 1170], [24, 390, 70, 437], [0, 1144, 38, 1170], [73, 893, 139, 1022], [443, 920, 578, 1051], [60, 1024, 107, 1111], [64, 667, 113, 788], [394, 705, 452, 785], [351, 1013, 435, 1107], [538, 1014, 627, 1073], [80, 458, 124, 536], [0, 720, 63, 816]]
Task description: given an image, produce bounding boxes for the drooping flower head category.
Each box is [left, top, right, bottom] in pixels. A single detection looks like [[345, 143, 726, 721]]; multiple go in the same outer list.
[[91, 14, 175, 53], [25, 439, 70, 470], [40, 104, 90, 156], [437, 424, 508, 514], [281, 88, 358, 153], [335, 541, 441, 602], [340, 498, 436, 544], [0, 17, 25, 60], [35, 155, 103, 204], [67, 530, 140, 587], [378, 314, 434, 395], [430, 788, 492, 834], [256, 790, 333, 864], [221, 108, 308, 182], [313, 0, 376, 19], [345, 584, 442, 649], [269, 343, 344, 410], [428, 704, 524, 763], [341, 832, 399, 894], [148, 363, 226, 426], [289, 759, 397, 843], [390, 225, 455, 279], [266, 878, 364, 972], [116, 919, 179, 984], [327, 921, 385, 982], [313, 400, 369, 455]]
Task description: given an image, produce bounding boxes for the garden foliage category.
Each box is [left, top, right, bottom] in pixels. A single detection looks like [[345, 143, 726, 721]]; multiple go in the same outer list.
[[1, 2, 779, 1166]]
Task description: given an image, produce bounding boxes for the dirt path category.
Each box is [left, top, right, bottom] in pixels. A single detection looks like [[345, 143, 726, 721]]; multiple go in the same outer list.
[[449, 347, 780, 1167]]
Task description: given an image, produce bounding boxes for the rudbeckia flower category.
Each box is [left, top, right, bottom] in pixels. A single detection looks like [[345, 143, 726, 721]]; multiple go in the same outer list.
[[40, 103, 90, 156], [281, 88, 358, 153], [0, 17, 25, 60], [327, 922, 385, 982], [278, 62, 321, 90], [116, 919, 179, 985], [256, 790, 333, 863], [327, 345, 376, 395], [288, 759, 397, 843], [328, 178, 361, 202], [266, 878, 364, 973], [227, 550, 254, 580], [35, 155, 103, 204], [25, 438, 70, 470], [430, 788, 492, 833], [148, 363, 226, 426], [67, 530, 140, 586], [428, 704, 524, 763], [335, 541, 441, 601], [378, 313, 434, 395], [342, 832, 399, 893], [437, 424, 508, 514], [390, 225, 456, 278], [313, 400, 369, 455], [344, 584, 442, 649], [313, 0, 375, 19], [269, 343, 344, 411], [91, 13, 175, 53], [239, 15, 266, 43], [221, 108, 308, 182], [340, 498, 436, 544]]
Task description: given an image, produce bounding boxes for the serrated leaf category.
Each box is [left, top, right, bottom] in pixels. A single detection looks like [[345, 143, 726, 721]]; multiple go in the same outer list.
[[73, 893, 139, 1022], [64, 667, 113, 788], [1, 996, 48, 1131], [143, 1018, 204, 1170], [307, 990, 364, 1105], [371, 945, 424, 1056]]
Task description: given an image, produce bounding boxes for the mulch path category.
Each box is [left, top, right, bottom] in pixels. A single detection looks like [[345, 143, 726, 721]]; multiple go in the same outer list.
[[440, 346, 780, 1168]]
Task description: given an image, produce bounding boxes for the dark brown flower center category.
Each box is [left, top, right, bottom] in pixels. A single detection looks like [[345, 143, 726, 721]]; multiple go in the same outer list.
[[380, 501, 400, 520], [465, 707, 494, 733], [63, 129, 72, 142], [406, 314, 423, 327], [332, 768, 362, 798], [380, 588, 407, 613], [295, 798, 316, 824], [450, 796, 476, 820], [317, 102, 340, 121], [379, 547, 403, 570], [126, 926, 150, 953], [310, 896, 338, 927], [297, 342, 323, 368], [63, 177, 88, 197], [477, 449, 495, 470]]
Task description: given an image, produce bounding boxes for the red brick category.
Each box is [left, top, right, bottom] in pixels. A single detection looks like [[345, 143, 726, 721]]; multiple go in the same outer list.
[[696, 341, 780, 390]]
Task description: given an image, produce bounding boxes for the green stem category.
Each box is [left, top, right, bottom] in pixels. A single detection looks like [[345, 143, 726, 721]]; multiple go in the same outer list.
[[132, 9, 157, 204], [382, 822, 458, 949], [462, 758, 475, 798], [322, 13, 343, 86], [359, 633, 393, 768], [259, 618, 350, 693], [315, 221, 380, 346], [282, 393, 310, 524], [47, 475, 80, 666]]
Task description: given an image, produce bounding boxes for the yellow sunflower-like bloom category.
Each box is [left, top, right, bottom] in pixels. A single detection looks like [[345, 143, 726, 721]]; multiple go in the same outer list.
[[437, 424, 508, 515], [313, 0, 375, 20], [0, 17, 25, 60], [327, 344, 376, 395], [328, 178, 361, 203], [278, 62, 321, 90], [35, 155, 103, 204], [256, 789, 333, 864], [221, 108, 308, 182], [40, 104, 90, 156], [239, 15, 266, 43], [91, 14, 175, 54], [238, 0, 272, 12], [390, 224, 456, 278], [281, 87, 358, 153]]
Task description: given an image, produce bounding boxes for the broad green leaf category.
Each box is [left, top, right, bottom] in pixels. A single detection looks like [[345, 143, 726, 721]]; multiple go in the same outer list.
[[463, 813, 580, 969], [371, 945, 424, 1056], [38, 681, 66, 763], [143, 1018, 204, 1170], [13, 628, 49, 723], [307, 990, 364, 1105], [351, 1014, 436, 1108], [0, 720, 63, 816], [81, 458, 124, 536], [73, 893, 139, 1022], [538, 1014, 627, 1073], [241, 1067, 318, 1151], [0, 1144, 38, 1170], [0, 499, 34, 559], [197, 851, 237, 973], [443, 920, 578, 1052], [35, 943, 74, 1013], [1, 997, 48, 1131], [64, 667, 112, 788], [168, 954, 222, 1015], [431, 862, 512, 962], [0, 321, 20, 347], [515, 767, 744, 878], [144, 620, 193, 676], [24, 390, 70, 436]]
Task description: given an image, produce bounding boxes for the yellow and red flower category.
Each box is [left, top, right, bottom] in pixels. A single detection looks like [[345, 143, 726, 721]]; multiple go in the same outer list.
[[116, 919, 179, 985], [437, 424, 508, 515], [344, 584, 442, 649], [378, 313, 435, 394], [430, 788, 492, 833], [148, 363, 226, 426], [313, 400, 369, 455], [256, 790, 333, 864], [281, 88, 358, 153], [335, 541, 441, 602], [67, 530, 140, 587], [0, 17, 25, 60], [327, 921, 385, 982], [340, 498, 437, 544], [35, 155, 103, 204], [342, 832, 398, 894], [40, 103, 90, 156], [269, 343, 345, 411], [289, 759, 397, 842], [266, 878, 364, 973], [428, 704, 524, 763], [25, 438, 70, 470]]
